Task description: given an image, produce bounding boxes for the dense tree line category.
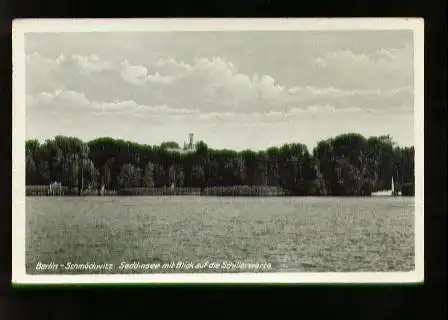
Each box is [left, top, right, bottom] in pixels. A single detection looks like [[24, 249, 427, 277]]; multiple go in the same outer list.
[[25, 133, 415, 196]]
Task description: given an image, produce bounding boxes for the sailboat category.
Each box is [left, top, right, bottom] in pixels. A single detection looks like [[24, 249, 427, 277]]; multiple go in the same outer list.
[[392, 176, 395, 196], [391, 176, 395, 196]]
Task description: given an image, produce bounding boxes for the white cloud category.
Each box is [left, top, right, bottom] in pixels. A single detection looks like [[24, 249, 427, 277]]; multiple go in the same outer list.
[[120, 60, 176, 85], [312, 47, 413, 91], [71, 54, 113, 74], [314, 47, 413, 70], [27, 88, 375, 130], [155, 57, 193, 75], [26, 52, 413, 115], [304, 105, 362, 113], [119, 61, 149, 85], [204, 58, 285, 100], [26, 52, 60, 74], [27, 90, 90, 110], [27, 89, 199, 117]]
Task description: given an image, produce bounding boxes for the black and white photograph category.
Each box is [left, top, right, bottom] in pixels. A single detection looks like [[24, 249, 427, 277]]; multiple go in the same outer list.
[[12, 18, 424, 284]]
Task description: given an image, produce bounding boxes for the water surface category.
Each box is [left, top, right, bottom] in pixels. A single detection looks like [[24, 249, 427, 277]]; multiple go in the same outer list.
[[26, 196, 415, 273]]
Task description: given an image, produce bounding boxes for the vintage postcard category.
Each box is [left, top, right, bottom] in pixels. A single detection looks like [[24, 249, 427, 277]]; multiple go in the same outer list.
[[12, 18, 424, 284]]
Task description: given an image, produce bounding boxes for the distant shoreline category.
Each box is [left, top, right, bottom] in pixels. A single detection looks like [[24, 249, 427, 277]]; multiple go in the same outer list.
[[25, 192, 414, 198], [26, 195, 414, 197], [26, 185, 415, 197]]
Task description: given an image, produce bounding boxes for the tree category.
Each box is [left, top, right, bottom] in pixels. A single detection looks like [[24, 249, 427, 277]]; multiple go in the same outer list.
[[142, 162, 155, 188], [36, 160, 51, 185], [195, 141, 208, 154], [241, 150, 259, 185], [101, 162, 113, 189], [393, 146, 414, 195], [153, 164, 168, 187], [168, 166, 176, 186], [161, 141, 180, 149], [333, 158, 363, 196], [61, 154, 80, 188], [174, 166, 185, 187], [190, 165, 205, 189], [276, 143, 309, 194], [313, 134, 372, 196], [254, 152, 268, 186], [118, 163, 142, 189], [25, 133, 414, 197], [266, 147, 281, 186], [81, 158, 100, 189], [221, 154, 245, 186], [25, 153, 38, 185]]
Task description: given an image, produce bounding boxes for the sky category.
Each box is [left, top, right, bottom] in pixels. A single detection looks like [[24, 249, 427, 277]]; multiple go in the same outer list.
[[25, 30, 414, 151]]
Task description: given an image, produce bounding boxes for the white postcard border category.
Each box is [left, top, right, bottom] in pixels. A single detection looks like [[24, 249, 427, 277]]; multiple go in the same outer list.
[[12, 18, 424, 284]]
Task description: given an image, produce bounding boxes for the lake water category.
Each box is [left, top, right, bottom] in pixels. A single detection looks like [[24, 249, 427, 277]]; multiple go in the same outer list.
[[26, 196, 415, 274]]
